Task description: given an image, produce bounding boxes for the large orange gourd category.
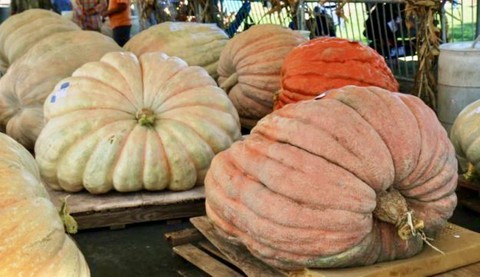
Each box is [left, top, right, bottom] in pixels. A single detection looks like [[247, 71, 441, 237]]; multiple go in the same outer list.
[[217, 24, 307, 124], [274, 37, 399, 110], [206, 86, 457, 270]]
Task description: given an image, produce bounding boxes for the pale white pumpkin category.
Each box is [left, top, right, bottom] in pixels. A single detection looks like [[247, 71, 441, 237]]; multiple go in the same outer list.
[[0, 9, 80, 74], [124, 22, 229, 79], [0, 133, 90, 276], [35, 52, 241, 194], [0, 30, 122, 149]]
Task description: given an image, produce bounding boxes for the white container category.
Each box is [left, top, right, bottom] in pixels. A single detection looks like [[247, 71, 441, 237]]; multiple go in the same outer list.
[[437, 39, 480, 134]]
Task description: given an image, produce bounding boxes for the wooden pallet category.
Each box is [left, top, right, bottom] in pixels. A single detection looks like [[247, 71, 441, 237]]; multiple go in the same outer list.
[[168, 216, 480, 277], [47, 186, 206, 230], [457, 175, 480, 213]]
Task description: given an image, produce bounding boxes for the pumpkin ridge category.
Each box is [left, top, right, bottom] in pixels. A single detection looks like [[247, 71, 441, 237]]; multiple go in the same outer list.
[[282, 74, 395, 95], [60, 120, 136, 192], [107, 123, 138, 190], [142, 129, 169, 191], [237, 84, 273, 105], [399, 156, 456, 201], [160, 119, 212, 173], [155, 89, 235, 114], [75, 64, 140, 109], [153, 68, 215, 112], [50, 106, 136, 120], [253, 116, 379, 189], [206, 194, 370, 258], [238, 136, 376, 213], [207, 174, 368, 243], [45, 112, 133, 159]]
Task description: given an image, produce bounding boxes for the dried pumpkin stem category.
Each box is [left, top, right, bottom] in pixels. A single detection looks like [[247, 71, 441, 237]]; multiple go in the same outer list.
[[59, 195, 78, 234], [373, 188, 424, 240], [136, 108, 156, 127], [220, 73, 238, 94], [463, 162, 478, 182], [373, 188, 445, 255]]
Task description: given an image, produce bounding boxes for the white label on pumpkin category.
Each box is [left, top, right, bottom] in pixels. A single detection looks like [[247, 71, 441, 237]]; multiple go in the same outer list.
[[50, 82, 70, 103]]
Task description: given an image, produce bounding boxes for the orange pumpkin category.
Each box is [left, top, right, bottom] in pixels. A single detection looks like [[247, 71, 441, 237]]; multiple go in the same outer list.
[[217, 24, 307, 125], [206, 86, 457, 270], [274, 37, 399, 110]]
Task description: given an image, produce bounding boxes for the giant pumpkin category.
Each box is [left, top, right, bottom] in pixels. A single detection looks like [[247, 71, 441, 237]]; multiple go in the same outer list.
[[274, 37, 399, 110], [0, 9, 80, 74], [124, 22, 229, 79], [35, 52, 241, 194], [450, 99, 480, 173], [206, 86, 457, 270], [0, 30, 121, 149], [217, 24, 307, 125], [0, 133, 89, 276]]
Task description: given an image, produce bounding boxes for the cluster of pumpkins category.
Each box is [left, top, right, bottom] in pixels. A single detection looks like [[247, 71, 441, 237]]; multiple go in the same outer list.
[[0, 8, 473, 275]]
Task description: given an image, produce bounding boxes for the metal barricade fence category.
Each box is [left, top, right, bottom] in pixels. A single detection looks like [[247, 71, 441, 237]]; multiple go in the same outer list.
[[220, 0, 478, 81]]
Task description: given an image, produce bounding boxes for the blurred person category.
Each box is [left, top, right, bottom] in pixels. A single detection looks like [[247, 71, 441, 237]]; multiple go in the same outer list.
[[72, 0, 107, 31], [102, 0, 131, 46], [52, 0, 72, 14], [10, 0, 53, 15]]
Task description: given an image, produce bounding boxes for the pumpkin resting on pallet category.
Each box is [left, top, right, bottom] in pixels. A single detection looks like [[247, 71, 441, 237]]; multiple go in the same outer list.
[[0, 9, 80, 74], [206, 86, 457, 270], [0, 133, 89, 276], [450, 99, 480, 174], [35, 52, 241, 194], [0, 30, 121, 150], [274, 37, 399, 110], [124, 22, 229, 79], [217, 24, 307, 125]]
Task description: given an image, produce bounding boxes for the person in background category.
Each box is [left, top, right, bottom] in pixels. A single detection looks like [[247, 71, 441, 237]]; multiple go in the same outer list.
[[10, 0, 52, 15], [72, 0, 107, 31], [52, 0, 72, 14], [102, 0, 131, 47]]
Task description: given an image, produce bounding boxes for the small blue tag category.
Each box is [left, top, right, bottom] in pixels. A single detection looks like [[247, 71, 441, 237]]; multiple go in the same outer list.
[[50, 95, 56, 103], [60, 82, 69, 89]]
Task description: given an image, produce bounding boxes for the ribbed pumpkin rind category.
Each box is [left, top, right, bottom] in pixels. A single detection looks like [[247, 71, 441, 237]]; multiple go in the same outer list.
[[0, 133, 90, 277], [450, 99, 480, 173], [205, 85, 457, 270], [124, 22, 229, 79], [275, 37, 400, 110], [35, 52, 241, 194], [217, 24, 307, 121], [0, 9, 80, 73], [0, 30, 122, 149]]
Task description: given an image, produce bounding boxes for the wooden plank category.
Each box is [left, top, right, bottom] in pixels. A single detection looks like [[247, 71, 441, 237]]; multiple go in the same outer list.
[[437, 262, 480, 277], [198, 241, 228, 261], [190, 217, 288, 277], [189, 216, 480, 277], [47, 185, 205, 214], [45, 185, 206, 229], [165, 228, 204, 246], [457, 175, 480, 192], [173, 244, 243, 277], [460, 198, 480, 213], [75, 201, 205, 230]]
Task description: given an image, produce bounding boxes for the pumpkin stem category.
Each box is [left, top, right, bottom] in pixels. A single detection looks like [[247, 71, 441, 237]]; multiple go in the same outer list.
[[373, 188, 425, 240], [219, 73, 238, 94], [463, 162, 478, 182], [136, 108, 156, 127], [59, 195, 78, 234]]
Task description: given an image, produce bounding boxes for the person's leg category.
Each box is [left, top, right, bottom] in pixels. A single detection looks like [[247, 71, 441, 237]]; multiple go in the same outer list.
[[112, 25, 132, 47]]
